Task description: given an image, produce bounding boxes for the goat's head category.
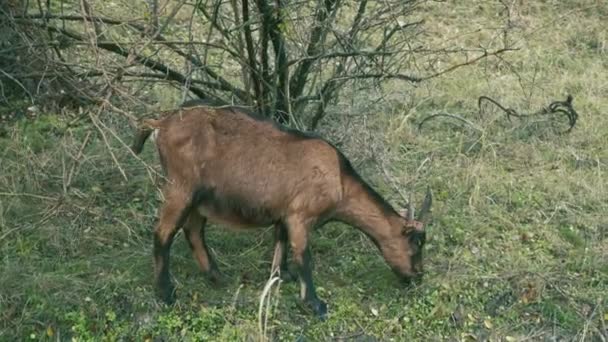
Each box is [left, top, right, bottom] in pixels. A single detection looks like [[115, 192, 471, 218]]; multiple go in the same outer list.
[[384, 187, 432, 284]]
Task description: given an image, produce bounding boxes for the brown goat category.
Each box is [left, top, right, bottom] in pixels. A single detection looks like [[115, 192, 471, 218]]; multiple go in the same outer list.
[[131, 103, 432, 319]]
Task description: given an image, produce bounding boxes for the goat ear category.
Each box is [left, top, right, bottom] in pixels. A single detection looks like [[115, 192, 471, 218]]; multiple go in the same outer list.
[[407, 198, 414, 221]]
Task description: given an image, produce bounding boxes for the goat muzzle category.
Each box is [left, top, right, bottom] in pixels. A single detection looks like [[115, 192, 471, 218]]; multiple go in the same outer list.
[[401, 272, 423, 285], [393, 267, 423, 285]]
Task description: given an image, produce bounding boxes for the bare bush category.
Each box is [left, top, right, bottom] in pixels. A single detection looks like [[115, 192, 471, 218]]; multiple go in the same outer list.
[[2, 0, 514, 129]]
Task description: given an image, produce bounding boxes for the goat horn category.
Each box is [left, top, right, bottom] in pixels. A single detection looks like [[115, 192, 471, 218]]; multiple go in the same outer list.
[[407, 195, 414, 221], [417, 186, 433, 222]]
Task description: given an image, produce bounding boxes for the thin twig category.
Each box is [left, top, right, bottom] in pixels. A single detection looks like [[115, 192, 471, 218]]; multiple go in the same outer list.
[[418, 113, 483, 132], [0, 69, 34, 104], [0, 192, 58, 201], [65, 131, 92, 191], [479, 95, 578, 133], [87, 93, 128, 181]]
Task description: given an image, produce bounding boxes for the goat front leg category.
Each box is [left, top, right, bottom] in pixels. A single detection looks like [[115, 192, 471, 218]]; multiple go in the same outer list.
[[285, 218, 327, 320], [270, 223, 296, 282], [183, 212, 221, 285], [153, 189, 191, 304]]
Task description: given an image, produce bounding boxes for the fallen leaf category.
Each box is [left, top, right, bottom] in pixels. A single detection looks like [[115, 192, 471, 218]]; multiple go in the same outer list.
[[483, 319, 493, 329], [371, 307, 379, 316]]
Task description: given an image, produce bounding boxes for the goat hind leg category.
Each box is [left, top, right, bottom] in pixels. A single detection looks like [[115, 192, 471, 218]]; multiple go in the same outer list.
[[183, 212, 220, 285]]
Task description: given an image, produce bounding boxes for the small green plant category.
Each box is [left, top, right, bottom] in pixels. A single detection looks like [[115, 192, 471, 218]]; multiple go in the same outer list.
[[1, 1, 607, 341]]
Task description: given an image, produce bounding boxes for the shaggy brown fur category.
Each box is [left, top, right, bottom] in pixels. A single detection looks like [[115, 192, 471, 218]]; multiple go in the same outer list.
[[131, 104, 432, 319]]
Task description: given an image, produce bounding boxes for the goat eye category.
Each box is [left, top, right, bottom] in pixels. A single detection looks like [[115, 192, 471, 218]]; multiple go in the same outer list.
[[411, 234, 425, 248]]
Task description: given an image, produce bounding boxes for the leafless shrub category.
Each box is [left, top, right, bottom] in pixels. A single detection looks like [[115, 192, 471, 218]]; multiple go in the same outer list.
[[2, 0, 516, 129]]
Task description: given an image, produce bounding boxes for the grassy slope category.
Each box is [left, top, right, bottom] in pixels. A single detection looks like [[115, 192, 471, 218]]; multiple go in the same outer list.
[[1, 1, 607, 341]]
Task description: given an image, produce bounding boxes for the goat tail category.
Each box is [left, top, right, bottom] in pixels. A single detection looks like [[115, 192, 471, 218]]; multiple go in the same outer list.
[[131, 119, 161, 155]]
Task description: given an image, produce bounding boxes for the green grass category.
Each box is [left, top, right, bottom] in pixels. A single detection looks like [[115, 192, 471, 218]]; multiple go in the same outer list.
[[2, 1, 608, 341]]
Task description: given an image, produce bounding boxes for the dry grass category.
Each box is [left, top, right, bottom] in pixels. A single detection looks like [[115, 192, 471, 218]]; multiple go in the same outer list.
[[1, 1, 607, 341]]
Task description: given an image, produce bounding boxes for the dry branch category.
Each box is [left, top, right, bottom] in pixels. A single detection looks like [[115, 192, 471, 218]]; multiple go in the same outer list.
[[6, 0, 519, 131], [15, 13, 247, 101], [27, 22, 225, 103]]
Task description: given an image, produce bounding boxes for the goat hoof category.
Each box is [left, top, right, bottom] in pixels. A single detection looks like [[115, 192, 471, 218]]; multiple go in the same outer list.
[[158, 286, 176, 305], [280, 269, 297, 282], [311, 300, 328, 321], [205, 269, 222, 287]]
